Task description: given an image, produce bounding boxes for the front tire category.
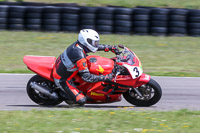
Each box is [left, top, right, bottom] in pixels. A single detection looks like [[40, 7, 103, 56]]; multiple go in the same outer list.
[[27, 75, 63, 106], [123, 78, 162, 106]]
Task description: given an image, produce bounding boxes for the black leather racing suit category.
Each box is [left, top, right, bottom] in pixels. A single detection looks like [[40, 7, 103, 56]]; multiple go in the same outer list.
[[52, 41, 117, 105]]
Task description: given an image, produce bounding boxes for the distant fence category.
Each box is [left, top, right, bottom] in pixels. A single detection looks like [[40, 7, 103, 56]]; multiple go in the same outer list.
[[1, 2, 200, 36]]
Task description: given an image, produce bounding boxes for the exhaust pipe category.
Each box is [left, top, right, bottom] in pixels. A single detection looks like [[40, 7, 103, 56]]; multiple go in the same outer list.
[[30, 82, 59, 99]]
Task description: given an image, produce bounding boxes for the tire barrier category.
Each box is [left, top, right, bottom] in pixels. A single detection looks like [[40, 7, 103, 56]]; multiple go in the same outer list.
[[80, 7, 97, 31], [97, 7, 114, 34], [150, 8, 169, 36], [188, 10, 200, 36], [132, 8, 151, 35], [114, 8, 132, 34], [61, 7, 80, 32], [25, 6, 43, 31], [0, 5, 8, 30], [1, 2, 200, 36], [168, 9, 188, 36], [42, 6, 61, 31], [8, 6, 26, 30]]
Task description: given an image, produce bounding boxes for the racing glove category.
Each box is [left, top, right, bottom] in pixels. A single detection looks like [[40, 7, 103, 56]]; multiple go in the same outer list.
[[98, 44, 120, 55], [111, 45, 120, 55], [100, 73, 114, 82]]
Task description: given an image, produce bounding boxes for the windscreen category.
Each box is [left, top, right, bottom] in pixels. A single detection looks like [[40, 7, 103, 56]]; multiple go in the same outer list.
[[117, 48, 135, 65], [124, 48, 135, 65]]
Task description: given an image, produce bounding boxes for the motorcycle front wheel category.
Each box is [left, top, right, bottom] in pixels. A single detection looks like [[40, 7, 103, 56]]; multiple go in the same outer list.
[[123, 78, 162, 107], [27, 75, 63, 106]]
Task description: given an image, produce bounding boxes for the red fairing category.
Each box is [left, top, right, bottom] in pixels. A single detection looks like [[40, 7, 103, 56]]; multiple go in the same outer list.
[[86, 55, 114, 75], [115, 73, 150, 88], [23, 56, 56, 81], [133, 73, 151, 88], [74, 76, 122, 103], [86, 82, 121, 103], [116, 75, 134, 86]]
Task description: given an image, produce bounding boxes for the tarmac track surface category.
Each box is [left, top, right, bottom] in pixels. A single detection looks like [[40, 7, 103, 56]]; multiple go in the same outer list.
[[0, 74, 200, 111]]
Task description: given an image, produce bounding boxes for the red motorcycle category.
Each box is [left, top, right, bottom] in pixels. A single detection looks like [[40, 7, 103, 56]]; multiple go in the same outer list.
[[23, 45, 162, 106]]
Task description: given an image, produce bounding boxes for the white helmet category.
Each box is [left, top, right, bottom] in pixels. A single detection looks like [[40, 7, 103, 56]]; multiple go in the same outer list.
[[78, 29, 100, 53]]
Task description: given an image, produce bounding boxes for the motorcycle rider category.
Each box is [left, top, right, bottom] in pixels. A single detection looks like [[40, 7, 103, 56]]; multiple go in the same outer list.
[[53, 29, 120, 106]]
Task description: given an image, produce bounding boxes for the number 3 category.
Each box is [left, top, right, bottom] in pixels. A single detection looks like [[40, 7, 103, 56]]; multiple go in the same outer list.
[[133, 67, 139, 77]]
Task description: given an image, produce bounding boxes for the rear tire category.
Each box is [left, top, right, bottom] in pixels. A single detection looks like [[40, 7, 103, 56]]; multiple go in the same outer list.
[[123, 78, 162, 106], [27, 75, 63, 106]]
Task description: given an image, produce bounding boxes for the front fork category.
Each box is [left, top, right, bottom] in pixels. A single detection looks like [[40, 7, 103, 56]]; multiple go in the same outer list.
[[133, 87, 143, 97], [130, 73, 151, 99]]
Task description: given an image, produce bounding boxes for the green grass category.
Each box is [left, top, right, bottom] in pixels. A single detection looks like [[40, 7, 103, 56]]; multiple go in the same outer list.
[[0, 109, 200, 133], [0, 31, 200, 77], [6, 0, 200, 9]]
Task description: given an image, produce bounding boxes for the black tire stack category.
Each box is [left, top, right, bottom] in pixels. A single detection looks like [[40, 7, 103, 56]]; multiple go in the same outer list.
[[42, 6, 60, 31], [25, 6, 43, 31], [7, 6, 26, 30], [0, 2, 19, 6], [61, 7, 80, 32], [96, 7, 114, 34], [2, 2, 200, 37], [80, 7, 97, 30], [168, 9, 188, 36], [0, 5, 8, 30], [188, 10, 200, 36], [114, 7, 133, 34], [150, 8, 169, 36], [132, 8, 151, 35], [21, 2, 48, 6]]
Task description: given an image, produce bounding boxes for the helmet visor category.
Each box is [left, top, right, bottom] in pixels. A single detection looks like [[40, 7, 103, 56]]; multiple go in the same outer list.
[[87, 38, 99, 48], [94, 40, 99, 47]]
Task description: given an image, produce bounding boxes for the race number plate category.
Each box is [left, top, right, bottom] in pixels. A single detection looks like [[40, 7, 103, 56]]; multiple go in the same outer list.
[[123, 64, 143, 79]]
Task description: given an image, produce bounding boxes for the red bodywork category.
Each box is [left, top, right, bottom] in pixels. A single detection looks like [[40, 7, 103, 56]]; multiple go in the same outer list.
[[23, 54, 150, 104], [23, 56, 56, 82]]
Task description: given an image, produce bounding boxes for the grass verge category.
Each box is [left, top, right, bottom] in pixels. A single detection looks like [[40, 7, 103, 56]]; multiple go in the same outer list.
[[0, 109, 200, 133], [0, 31, 200, 77], [14, 0, 200, 9]]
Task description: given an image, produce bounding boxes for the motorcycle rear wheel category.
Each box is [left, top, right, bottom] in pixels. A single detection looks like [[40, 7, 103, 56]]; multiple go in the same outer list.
[[123, 78, 162, 106], [27, 75, 63, 106]]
